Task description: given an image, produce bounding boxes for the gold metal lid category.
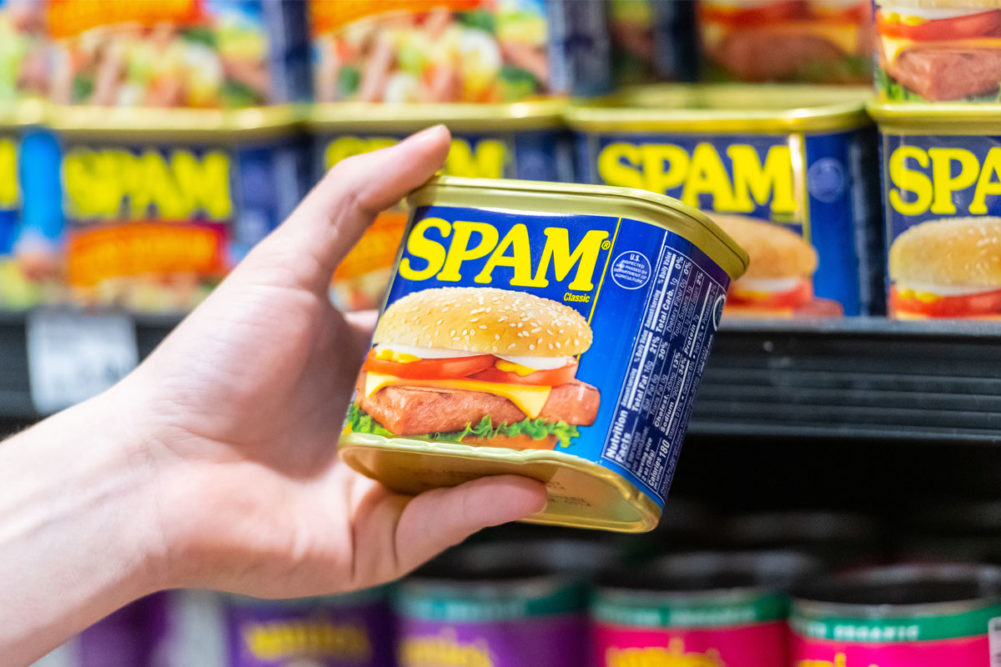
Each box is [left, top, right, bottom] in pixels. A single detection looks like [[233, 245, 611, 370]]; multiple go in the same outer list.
[[308, 99, 566, 132], [47, 104, 300, 139], [408, 175, 749, 280], [867, 100, 1001, 134], [566, 84, 873, 134], [340, 433, 663, 533], [0, 99, 47, 127]]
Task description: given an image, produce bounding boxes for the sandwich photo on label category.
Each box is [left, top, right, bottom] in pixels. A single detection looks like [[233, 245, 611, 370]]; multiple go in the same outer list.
[[889, 216, 1001, 319], [699, 0, 873, 83], [347, 287, 600, 450], [711, 214, 843, 317], [875, 0, 1001, 101]]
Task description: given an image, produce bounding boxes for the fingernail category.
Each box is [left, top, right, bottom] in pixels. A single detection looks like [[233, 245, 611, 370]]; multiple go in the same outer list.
[[409, 124, 448, 143]]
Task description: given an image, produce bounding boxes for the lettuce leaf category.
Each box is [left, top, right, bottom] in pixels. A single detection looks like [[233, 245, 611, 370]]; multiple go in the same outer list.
[[346, 404, 579, 448]]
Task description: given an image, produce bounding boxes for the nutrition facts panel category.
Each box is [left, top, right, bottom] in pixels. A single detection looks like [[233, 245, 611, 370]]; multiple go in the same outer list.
[[601, 234, 727, 503]]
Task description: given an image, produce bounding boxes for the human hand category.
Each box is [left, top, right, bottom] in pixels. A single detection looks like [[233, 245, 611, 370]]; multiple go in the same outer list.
[[112, 125, 547, 598]]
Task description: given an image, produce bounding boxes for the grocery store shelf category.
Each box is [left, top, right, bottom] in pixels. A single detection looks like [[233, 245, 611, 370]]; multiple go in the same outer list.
[[2, 311, 1001, 443], [690, 318, 1001, 443]]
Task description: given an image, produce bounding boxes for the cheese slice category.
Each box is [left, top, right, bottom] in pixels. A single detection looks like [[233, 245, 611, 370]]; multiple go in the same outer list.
[[882, 35, 1001, 63], [364, 371, 552, 419]]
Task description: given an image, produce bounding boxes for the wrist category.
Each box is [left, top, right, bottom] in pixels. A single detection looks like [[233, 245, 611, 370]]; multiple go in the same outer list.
[[62, 386, 172, 596]]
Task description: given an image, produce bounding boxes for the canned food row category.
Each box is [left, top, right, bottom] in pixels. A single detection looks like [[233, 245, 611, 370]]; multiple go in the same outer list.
[[0, 0, 882, 111], [40, 537, 1001, 667], [2, 83, 1000, 320], [16, 0, 1001, 107]]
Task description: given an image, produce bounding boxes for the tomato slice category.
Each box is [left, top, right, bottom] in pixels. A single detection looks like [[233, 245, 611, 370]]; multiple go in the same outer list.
[[877, 8, 1001, 42], [472, 359, 579, 387], [890, 286, 1001, 318], [363, 351, 495, 380], [701, 0, 810, 26], [727, 280, 813, 311]]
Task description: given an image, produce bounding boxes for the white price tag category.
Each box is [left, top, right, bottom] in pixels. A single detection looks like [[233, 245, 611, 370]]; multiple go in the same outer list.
[[26, 309, 138, 414]]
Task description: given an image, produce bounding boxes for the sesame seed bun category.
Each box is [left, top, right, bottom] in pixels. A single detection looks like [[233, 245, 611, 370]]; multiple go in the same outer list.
[[374, 287, 593, 356], [710, 214, 818, 280], [890, 217, 1001, 288]]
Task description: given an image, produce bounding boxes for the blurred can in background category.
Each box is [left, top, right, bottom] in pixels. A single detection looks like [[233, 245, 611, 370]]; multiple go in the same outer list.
[[32, 106, 307, 313], [309, 100, 572, 311], [608, 0, 697, 86], [592, 550, 819, 667], [46, 0, 310, 108], [791, 563, 1001, 665], [222, 589, 395, 667], [697, 0, 873, 84], [396, 539, 614, 667], [0, 0, 49, 103], [308, 0, 611, 104]]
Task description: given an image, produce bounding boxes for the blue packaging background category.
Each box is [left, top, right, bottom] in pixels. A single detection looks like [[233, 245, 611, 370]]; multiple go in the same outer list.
[[576, 129, 878, 315], [0, 130, 21, 255], [14, 132, 307, 266], [380, 204, 730, 506], [880, 132, 1001, 238]]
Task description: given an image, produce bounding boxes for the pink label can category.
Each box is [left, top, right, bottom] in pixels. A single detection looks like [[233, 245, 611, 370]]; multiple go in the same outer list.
[[790, 563, 1001, 667], [592, 551, 818, 667]]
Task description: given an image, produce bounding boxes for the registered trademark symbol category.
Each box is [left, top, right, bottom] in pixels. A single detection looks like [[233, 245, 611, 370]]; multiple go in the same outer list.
[[601, 240, 612, 250]]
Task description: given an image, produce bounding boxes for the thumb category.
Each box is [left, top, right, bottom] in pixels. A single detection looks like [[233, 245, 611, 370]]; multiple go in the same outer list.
[[238, 124, 451, 293], [393, 476, 548, 575]]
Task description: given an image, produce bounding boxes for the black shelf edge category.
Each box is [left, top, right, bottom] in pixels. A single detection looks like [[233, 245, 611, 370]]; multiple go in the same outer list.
[[688, 317, 1001, 443], [2, 311, 1001, 443]]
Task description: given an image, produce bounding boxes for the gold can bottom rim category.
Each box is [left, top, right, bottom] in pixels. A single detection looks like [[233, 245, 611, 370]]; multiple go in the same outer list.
[[339, 433, 663, 533]]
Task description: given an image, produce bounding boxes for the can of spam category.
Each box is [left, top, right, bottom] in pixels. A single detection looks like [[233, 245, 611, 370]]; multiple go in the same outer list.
[[874, 0, 1001, 103], [790, 563, 1001, 665], [46, 0, 309, 108], [339, 175, 747, 532], [592, 550, 820, 667], [567, 84, 883, 318], [222, 589, 395, 667], [308, 0, 611, 104], [870, 102, 1001, 320], [396, 539, 614, 667], [309, 101, 573, 311], [42, 106, 306, 313], [697, 0, 874, 84]]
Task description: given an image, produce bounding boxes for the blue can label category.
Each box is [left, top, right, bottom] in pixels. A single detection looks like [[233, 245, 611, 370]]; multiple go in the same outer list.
[[0, 132, 19, 255], [28, 133, 305, 312], [577, 128, 879, 316], [345, 204, 729, 506], [880, 130, 1001, 320]]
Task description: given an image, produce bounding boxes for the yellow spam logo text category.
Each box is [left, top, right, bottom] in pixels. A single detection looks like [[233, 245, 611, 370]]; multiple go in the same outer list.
[[400, 217, 610, 292], [598, 142, 798, 217], [606, 640, 725, 667], [399, 629, 494, 667], [0, 138, 18, 209], [326, 135, 506, 179], [888, 146, 1001, 216], [62, 147, 233, 222], [242, 618, 371, 661]]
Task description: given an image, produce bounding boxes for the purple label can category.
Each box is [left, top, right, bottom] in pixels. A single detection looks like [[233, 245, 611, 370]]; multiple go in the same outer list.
[[224, 589, 395, 667], [396, 540, 614, 667]]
